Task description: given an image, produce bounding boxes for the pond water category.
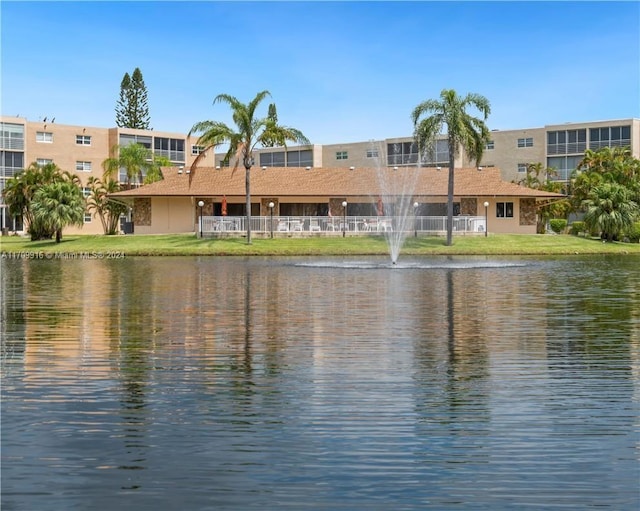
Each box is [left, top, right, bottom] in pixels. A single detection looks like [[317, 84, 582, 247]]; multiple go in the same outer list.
[[1, 255, 639, 510]]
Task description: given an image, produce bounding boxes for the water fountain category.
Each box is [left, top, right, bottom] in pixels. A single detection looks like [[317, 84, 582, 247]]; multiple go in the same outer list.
[[369, 140, 421, 266]]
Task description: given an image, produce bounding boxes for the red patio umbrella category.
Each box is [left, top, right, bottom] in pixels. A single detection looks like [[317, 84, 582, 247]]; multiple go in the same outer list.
[[221, 195, 228, 216]]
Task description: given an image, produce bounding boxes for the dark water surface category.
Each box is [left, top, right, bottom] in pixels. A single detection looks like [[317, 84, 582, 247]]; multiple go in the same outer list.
[[2, 255, 639, 510]]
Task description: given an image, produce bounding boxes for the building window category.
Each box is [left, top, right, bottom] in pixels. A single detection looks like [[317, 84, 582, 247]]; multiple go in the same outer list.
[[154, 137, 185, 162], [390, 140, 448, 166], [336, 151, 348, 160], [517, 163, 528, 173], [517, 138, 533, 148], [589, 125, 631, 150], [36, 131, 54, 143], [191, 145, 204, 155], [366, 149, 379, 158], [1, 122, 25, 150], [82, 187, 91, 198], [422, 139, 450, 166], [76, 135, 91, 145], [286, 149, 313, 167], [36, 158, 53, 167], [547, 155, 583, 181], [496, 202, 514, 218], [84, 212, 92, 223], [486, 140, 495, 150], [76, 161, 92, 172], [1, 150, 24, 177], [119, 134, 152, 149], [259, 151, 285, 167], [387, 141, 419, 165], [547, 129, 586, 155]]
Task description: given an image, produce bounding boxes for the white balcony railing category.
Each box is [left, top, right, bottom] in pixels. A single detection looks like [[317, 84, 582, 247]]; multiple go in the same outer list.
[[197, 215, 487, 235]]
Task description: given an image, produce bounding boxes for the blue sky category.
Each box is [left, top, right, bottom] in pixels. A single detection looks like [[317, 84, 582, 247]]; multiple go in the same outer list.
[[1, 1, 638, 144]]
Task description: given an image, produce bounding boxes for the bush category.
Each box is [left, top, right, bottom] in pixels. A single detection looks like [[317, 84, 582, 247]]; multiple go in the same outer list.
[[549, 218, 568, 234], [625, 222, 640, 243], [569, 221, 585, 236]]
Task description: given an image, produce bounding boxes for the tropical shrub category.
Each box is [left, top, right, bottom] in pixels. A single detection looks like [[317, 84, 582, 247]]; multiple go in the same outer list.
[[549, 219, 568, 234], [569, 221, 585, 236], [32, 181, 86, 243], [582, 182, 638, 242], [86, 177, 129, 234], [625, 221, 640, 243], [2, 162, 82, 240]]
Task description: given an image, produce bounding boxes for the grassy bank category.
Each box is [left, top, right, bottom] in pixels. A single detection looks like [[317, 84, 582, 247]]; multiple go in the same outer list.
[[2, 233, 639, 257]]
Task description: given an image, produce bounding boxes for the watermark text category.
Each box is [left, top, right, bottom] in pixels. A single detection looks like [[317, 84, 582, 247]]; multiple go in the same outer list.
[[1, 251, 126, 260]]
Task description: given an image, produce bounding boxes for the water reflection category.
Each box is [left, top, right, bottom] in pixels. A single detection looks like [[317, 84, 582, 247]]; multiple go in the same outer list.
[[1, 255, 639, 510]]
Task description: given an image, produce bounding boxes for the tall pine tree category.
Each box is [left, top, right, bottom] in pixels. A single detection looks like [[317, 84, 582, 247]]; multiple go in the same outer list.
[[115, 68, 150, 129], [115, 72, 132, 127]]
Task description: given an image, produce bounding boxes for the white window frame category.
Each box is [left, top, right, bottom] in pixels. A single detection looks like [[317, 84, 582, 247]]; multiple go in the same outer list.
[[76, 135, 91, 146], [191, 145, 204, 155], [517, 137, 533, 148], [76, 161, 92, 172], [517, 163, 528, 173], [84, 212, 92, 223], [486, 140, 495, 150], [496, 202, 514, 218], [82, 187, 91, 198], [36, 131, 53, 143], [366, 149, 379, 158], [336, 151, 348, 160], [36, 158, 53, 166]]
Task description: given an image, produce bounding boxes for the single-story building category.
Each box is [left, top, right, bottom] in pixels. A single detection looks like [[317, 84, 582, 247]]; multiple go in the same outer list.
[[110, 165, 565, 235]]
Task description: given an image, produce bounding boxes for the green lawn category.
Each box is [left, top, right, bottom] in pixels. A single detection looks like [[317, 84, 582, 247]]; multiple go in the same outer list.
[[2, 233, 639, 257]]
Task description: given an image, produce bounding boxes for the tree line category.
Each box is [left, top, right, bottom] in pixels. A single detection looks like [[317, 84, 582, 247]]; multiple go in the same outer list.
[[2, 142, 169, 242], [515, 147, 639, 241]]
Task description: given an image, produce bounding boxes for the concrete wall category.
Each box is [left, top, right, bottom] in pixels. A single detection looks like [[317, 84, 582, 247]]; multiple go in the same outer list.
[[480, 128, 546, 183], [133, 197, 195, 235], [479, 197, 537, 235]]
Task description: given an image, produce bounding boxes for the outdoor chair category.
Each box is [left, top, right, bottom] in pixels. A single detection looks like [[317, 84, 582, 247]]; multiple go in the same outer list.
[[309, 219, 322, 232], [277, 220, 289, 232], [326, 220, 339, 231]]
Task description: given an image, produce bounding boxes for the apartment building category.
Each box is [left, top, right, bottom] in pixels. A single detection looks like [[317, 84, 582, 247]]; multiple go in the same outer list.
[[2, 115, 638, 233], [0, 116, 203, 233], [244, 118, 638, 185]]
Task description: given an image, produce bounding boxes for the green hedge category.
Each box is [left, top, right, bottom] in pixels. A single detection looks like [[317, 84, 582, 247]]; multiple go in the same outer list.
[[550, 219, 568, 234], [569, 221, 585, 236], [625, 222, 640, 243]]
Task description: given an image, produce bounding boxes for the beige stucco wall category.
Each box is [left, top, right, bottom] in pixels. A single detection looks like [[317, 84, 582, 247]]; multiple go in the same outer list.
[[478, 197, 537, 235], [480, 128, 546, 183], [22, 121, 110, 235], [133, 196, 195, 234], [25, 121, 111, 183]]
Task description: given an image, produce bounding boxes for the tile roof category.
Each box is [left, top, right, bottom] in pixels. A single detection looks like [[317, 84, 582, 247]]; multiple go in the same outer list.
[[110, 166, 565, 199]]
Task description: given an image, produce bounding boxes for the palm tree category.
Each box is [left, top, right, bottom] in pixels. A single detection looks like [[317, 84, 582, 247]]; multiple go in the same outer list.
[[86, 176, 130, 234], [582, 182, 638, 241], [2, 170, 34, 232], [412, 89, 491, 245], [2, 162, 80, 240], [516, 163, 569, 233], [32, 181, 86, 243], [102, 143, 169, 187], [189, 90, 309, 244], [575, 146, 640, 205]]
